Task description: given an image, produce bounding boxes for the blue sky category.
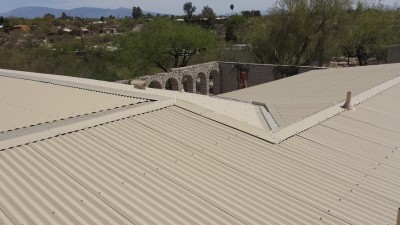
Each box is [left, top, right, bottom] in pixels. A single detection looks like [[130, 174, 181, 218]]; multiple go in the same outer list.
[[0, 0, 399, 14]]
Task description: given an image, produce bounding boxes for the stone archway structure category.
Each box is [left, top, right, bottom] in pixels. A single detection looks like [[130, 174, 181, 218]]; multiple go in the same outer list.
[[140, 62, 220, 95], [182, 75, 195, 93], [209, 69, 220, 95], [165, 77, 179, 91], [148, 80, 162, 89], [196, 72, 208, 95]]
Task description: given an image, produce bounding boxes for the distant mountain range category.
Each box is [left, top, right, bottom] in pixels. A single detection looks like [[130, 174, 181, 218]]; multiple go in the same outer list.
[[0, 6, 162, 19]]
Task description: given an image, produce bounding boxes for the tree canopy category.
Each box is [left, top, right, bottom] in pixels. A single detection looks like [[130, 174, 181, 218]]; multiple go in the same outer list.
[[338, 2, 394, 65], [118, 19, 218, 76], [183, 2, 196, 20], [132, 7, 143, 19], [201, 5, 216, 20]]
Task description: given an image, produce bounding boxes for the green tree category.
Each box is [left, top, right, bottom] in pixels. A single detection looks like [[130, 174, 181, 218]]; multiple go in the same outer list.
[[243, 0, 351, 66], [2, 18, 12, 33], [244, 7, 315, 65], [43, 13, 55, 20], [338, 2, 394, 65], [183, 2, 196, 20], [225, 25, 237, 42], [0, 16, 4, 24], [201, 5, 216, 20], [241, 10, 261, 17], [309, 0, 352, 66], [118, 19, 217, 76], [132, 7, 143, 19], [60, 12, 69, 19]]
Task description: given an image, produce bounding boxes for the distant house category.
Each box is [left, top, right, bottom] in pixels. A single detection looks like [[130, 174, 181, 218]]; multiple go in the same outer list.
[[63, 28, 72, 33]]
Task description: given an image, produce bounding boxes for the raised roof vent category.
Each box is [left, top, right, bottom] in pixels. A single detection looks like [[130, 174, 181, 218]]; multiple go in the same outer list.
[[342, 91, 355, 110]]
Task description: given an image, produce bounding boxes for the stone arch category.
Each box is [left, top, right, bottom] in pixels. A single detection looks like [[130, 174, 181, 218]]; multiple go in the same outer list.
[[148, 80, 162, 89], [209, 70, 220, 95], [196, 72, 208, 95], [165, 77, 179, 91], [181, 75, 195, 93]]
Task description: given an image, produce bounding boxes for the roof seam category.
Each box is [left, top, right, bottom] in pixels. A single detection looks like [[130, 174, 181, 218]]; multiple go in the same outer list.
[[0, 100, 150, 135], [295, 133, 400, 205], [339, 114, 400, 136], [0, 102, 174, 151], [0, 74, 153, 101], [320, 124, 399, 150], [0, 207, 15, 225]]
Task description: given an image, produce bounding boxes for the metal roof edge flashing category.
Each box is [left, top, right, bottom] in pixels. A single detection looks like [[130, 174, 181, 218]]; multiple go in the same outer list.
[[273, 74, 400, 143], [0, 99, 175, 151], [0, 69, 167, 101], [175, 99, 277, 143], [252, 101, 280, 131]]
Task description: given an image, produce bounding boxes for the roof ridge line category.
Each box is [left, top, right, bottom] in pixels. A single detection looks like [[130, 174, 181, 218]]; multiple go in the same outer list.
[[175, 99, 277, 143], [273, 75, 400, 143], [0, 69, 165, 101], [0, 99, 175, 151]]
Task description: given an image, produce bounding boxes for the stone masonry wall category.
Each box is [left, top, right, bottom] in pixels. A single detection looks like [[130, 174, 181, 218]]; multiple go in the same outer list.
[[387, 45, 400, 64], [139, 61, 324, 95], [217, 62, 325, 94]]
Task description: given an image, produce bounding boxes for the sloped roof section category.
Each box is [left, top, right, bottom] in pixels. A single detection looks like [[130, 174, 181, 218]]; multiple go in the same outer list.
[[0, 106, 347, 225], [220, 63, 400, 128], [0, 65, 400, 225], [1, 93, 399, 224], [0, 75, 146, 133]]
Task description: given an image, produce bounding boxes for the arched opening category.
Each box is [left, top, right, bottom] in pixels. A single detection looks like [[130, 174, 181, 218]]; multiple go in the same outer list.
[[182, 75, 194, 93], [165, 78, 179, 91], [196, 72, 208, 95], [148, 80, 162, 89], [209, 70, 220, 95]]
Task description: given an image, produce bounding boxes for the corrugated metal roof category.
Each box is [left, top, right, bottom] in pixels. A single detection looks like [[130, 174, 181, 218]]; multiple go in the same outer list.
[[1, 86, 399, 224], [220, 63, 400, 128], [0, 66, 400, 225], [0, 108, 347, 225], [0, 76, 145, 133]]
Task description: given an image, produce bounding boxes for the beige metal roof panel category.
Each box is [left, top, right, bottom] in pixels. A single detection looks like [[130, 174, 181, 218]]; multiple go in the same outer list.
[[27, 133, 242, 225], [0, 146, 132, 225], [220, 63, 400, 127], [323, 115, 400, 149], [131, 107, 398, 225], [0, 76, 144, 132], [0, 102, 398, 224], [1, 66, 400, 224], [0, 211, 12, 225], [0, 108, 346, 225], [283, 134, 400, 204], [86, 116, 342, 225]]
